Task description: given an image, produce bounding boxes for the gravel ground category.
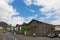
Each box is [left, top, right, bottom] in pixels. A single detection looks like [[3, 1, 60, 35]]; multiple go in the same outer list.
[[17, 34, 60, 40]]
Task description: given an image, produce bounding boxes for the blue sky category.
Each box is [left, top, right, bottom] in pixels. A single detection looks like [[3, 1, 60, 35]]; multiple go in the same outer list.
[[0, 0, 60, 26], [10, 0, 43, 18], [10, 0, 56, 22]]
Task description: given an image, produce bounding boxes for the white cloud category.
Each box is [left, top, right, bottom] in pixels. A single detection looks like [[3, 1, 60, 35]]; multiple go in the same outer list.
[[5, 0, 13, 3], [25, 7, 35, 12], [29, 9, 35, 12], [24, 0, 32, 6], [24, 0, 60, 25], [34, 0, 60, 25], [50, 15, 60, 25], [51, 19, 60, 25], [39, 17, 45, 21], [25, 14, 38, 23], [0, 0, 24, 26], [9, 16, 24, 26]]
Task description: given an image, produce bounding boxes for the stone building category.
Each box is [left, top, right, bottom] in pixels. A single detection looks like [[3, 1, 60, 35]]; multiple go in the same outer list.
[[17, 19, 55, 37], [28, 19, 55, 36]]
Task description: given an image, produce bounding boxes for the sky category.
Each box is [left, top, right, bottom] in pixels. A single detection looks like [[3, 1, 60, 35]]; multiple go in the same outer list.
[[0, 0, 60, 26]]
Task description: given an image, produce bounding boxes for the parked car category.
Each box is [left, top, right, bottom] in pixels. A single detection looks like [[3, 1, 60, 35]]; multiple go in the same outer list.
[[47, 33, 58, 38]]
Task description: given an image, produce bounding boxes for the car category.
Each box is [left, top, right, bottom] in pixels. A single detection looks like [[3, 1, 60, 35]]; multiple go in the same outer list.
[[47, 33, 58, 38]]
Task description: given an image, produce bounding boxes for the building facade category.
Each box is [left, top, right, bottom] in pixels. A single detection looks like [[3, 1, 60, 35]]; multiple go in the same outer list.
[[29, 19, 55, 36], [19, 19, 55, 37]]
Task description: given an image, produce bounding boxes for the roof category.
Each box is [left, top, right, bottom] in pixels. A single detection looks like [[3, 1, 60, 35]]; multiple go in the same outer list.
[[29, 19, 53, 25], [16, 19, 54, 26]]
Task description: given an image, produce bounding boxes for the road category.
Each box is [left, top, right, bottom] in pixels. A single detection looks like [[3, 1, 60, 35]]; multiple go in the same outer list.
[[1, 32, 60, 40], [0, 31, 4, 40], [2, 32, 26, 40], [2, 32, 34, 40]]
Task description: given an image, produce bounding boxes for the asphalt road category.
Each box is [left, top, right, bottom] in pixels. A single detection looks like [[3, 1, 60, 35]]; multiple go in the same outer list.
[[2, 32, 27, 40], [2, 32, 60, 40], [2, 32, 20, 40]]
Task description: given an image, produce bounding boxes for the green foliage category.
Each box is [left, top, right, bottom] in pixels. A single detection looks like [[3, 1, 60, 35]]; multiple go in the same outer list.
[[23, 26, 31, 32]]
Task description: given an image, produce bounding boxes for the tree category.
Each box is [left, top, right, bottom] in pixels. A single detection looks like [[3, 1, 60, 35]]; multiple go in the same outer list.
[[23, 26, 32, 35]]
